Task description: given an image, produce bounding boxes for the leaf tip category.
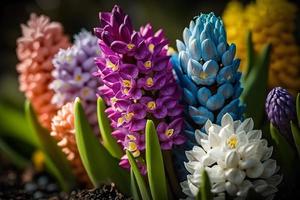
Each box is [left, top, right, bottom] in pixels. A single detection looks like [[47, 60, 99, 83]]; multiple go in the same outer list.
[[75, 97, 81, 104]]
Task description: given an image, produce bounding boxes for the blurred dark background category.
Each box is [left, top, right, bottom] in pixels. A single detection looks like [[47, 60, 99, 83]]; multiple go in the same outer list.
[[0, 0, 299, 107]]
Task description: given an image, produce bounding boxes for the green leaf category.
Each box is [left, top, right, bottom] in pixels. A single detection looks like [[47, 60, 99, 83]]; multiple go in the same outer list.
[[97, 97, 123, 158], [74, 98, 130, 194], [270, 123, 295, 175], [241, 38, 271, 127], [162, 151, 183, 198], [0, 102, 38, 147], [291, 121, 300, 158], [145, 120, 168, 200], [296, 93, 300, 127], [244, 31, 255, 80], [0, 137, 29, 169], [25, 100, 75, 191], [126, 150, 151, 200], [196, 169, 213, 200], [131, 169, 141, 200]]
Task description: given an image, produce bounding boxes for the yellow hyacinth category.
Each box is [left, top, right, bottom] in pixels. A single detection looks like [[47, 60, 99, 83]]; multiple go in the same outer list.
[[223, 0, 300, 95]]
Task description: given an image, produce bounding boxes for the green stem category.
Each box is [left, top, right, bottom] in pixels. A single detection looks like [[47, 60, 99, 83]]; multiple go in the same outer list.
[[162, 150, 183, 198]]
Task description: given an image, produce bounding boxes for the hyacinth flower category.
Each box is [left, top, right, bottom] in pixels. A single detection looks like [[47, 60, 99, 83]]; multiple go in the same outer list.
[[93, 5, 185, 174], [50, 30, 101, 134], [181, 114, 282, 199], [170, 13, 246, 186], [172, 13, 245, 145], [49, 30, 101, 185], [266, 88, 300, 180], [50, 102, 91, 185], [266, 87, 297, 144], [16, 13, 70, 130], [223, 0, 300, 95]]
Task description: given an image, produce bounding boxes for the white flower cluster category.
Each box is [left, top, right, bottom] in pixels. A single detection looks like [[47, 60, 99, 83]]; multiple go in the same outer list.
[[181, 114, 282, 200]]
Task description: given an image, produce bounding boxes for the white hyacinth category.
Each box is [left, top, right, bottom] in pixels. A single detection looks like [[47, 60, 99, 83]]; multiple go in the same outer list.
[[181, 113, 282, 200]]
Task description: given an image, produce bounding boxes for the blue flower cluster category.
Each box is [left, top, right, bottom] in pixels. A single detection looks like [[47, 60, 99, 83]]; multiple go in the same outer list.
[[172, 13, 245, 137], [171, 13, 245, 180]]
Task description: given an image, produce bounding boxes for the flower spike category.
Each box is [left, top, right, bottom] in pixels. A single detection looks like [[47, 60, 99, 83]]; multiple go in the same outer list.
[[94, 5, 185, 173], [16, 13, 70, 129]]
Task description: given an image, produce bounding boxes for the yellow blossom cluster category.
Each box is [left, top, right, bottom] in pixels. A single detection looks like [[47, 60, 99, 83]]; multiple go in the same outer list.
[[223, 0, 300, 95]]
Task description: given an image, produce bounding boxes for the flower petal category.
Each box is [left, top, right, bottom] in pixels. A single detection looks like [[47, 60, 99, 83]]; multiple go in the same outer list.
[[225, 168, 245, 185]]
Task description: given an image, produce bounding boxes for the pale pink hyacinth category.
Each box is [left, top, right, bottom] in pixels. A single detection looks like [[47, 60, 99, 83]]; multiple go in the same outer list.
[[16, 13, 70, 129]]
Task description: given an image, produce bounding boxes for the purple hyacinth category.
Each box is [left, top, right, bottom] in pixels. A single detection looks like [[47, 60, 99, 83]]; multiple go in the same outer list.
[[266, 87, 297, 142], [94, 5, 185, 173], [50, 30, 101, 134]]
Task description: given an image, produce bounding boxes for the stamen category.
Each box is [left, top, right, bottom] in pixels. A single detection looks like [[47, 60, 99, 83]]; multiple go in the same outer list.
[[117, 117, 124, 126], [123, 88, 129, 95], [199, 71, 208, 79], [110, 97, 118, 104], [127, 43, 135, 50], [107, 60, 119, 71], [127, 141, 138, 152], [144, 61, 152, 69], [165, 128, 174, 137], [75, 75, 82, 81], [127, 134, 137, 140], [125, 112, 134, 121], [146, 77, 154, 87], [122, 79, 132, 87], [147, 101, 156, 110], [227, 135, 238, 149], [148, 43, 155, 53], [132, 150, 140, 157]]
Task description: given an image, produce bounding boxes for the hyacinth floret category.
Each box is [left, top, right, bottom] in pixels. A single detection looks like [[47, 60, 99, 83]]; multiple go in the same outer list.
[[94, 5, 185, 173]]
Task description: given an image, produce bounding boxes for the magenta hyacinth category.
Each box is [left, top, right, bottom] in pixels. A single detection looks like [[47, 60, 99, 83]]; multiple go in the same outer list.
[[94, 5, 185, 173]]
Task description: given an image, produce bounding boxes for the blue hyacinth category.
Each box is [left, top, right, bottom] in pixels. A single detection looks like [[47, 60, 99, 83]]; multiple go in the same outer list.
[[171, 13, 245, 180]]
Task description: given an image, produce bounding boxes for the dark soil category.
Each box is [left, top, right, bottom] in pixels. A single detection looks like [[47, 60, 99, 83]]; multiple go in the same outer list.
[[0, 155, 129, 200]]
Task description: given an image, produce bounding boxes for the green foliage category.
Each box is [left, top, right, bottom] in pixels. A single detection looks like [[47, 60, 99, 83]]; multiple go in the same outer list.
[[241, 31, 271, 127], [97, 97, 123, 159], [196, 169, 213, 200], [296, 93, 300, 127], [74, 98, 130, 194], [162, 151, 183, 198], [131, 169, 142, 200], [244, 32, 255, 80], [126, 150, 151, 200], [145, 120, 168, 200], [270, 123, 295, 175], [25, 100, 75, 191], [0, 102, 38, 147], [291, 121, 300, 158], [293, 93, 300, 158]]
